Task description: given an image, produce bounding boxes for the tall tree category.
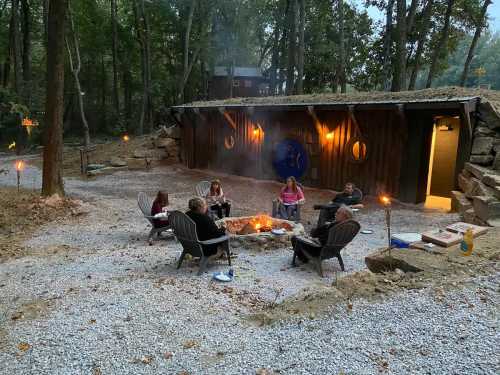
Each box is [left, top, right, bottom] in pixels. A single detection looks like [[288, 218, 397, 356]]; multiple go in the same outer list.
[[392, 0, 407, 91], [460, 0, 492, 86], [285, 0, 297, 95], [111, 0, 120, 114], [426, 0, 455, 88], [337, 0, 346, 93], [381, 0, 395, 91], [408, 0, 434, 90], [66, 5, 91, 148], [296, 0, 305, 94], [11, 0, 22, 96], [20, 0, 31, 105], [42, 0, 68, 197]]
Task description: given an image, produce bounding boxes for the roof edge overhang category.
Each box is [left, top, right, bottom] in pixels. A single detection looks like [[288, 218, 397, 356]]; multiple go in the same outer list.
[[170, 97, 480, 113]]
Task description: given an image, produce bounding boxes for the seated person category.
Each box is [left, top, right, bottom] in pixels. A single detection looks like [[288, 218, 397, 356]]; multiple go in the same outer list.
[[206, 179, 231, 219], [151, 190, 169, 228], [292, 205, 353, 263], [186, 197, 226, 259], [315, 182, 363, 226], [276, 176, 305, 220]]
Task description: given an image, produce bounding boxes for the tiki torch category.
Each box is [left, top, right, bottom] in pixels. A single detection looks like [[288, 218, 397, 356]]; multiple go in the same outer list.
[[15, 160, 25, 192], [122, 134, 130, 156], [381, 195, 392, 255]]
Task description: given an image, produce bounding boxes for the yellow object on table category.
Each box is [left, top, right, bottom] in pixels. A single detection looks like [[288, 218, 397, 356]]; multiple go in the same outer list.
[[460, 228, 474, 256]]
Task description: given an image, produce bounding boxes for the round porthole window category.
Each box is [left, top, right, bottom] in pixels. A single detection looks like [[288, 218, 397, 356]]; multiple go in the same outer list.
[[347, 137, 368, 163]]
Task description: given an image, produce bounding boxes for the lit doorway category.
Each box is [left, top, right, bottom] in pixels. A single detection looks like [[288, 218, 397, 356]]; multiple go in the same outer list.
[[425, 117, 461, 210]]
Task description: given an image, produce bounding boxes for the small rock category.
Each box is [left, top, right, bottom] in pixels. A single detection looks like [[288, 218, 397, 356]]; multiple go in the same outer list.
[[471, 137, 494, 155], [470, 155, 494, 166], [110, 157, 127, 167]]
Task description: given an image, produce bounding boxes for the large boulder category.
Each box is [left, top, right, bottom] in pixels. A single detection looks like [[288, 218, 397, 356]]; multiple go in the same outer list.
[[472, 196, 500, 223], [451, 190, 472, 213], [464, 177, 495, 199], [463, 208, 489, 226], [164, 125, 181, 139], [470, 155, 494, 166], [471, 137, 494, 155], [493, 153, 500, 171], [465, 162, 491, 180], [109, 157, 127, 167], [458, 173, 473, 193], [474, 126, 496, 137], [482, 174, 500, 189]]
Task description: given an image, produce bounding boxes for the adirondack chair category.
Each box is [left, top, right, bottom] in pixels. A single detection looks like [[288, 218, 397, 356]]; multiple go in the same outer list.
[[168, 210, 231, 275], [195, 181, 218, 219], [272, 182, 305, 222], [137, 192, 173, 242], [292, 220, 360, 277]]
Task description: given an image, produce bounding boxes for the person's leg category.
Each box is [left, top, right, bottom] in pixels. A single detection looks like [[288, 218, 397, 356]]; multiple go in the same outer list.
[[286, 204, 296, 220], [223, 202, 231, 217], [278, 203, 288, 219], [317, 205, 338, 227], [212, 204, 223, 219], [291, 236, 308, 263]]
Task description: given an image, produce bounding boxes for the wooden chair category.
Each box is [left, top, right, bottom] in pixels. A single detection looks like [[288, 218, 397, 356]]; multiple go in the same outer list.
[[292, 220, 361, 277], [195, 181, 218, 219], [168, 211, 231, 275], [137, 192, 173, 242]]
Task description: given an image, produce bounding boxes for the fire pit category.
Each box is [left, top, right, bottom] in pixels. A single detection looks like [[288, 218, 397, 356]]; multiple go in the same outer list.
[[218, 215, 305, 250]]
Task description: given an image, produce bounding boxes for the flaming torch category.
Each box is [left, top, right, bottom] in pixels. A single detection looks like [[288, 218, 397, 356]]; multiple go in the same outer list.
[[15, 160, 25, 192], [122, 134, 130, 156], [380, 195, 392, 255]]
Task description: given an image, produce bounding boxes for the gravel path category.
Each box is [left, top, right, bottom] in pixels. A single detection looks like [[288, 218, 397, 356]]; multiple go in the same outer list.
[[0, 155, 498, 374]]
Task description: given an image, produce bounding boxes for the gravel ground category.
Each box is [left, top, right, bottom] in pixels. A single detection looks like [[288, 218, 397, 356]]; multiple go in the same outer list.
[[0, 155, 498, 374]]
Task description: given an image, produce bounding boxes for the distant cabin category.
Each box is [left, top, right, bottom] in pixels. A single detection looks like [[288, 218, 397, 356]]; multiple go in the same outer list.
[[208, 67, 269, 100]]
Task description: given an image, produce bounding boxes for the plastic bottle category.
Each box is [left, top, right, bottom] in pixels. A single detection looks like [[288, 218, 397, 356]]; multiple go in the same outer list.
[[460, 228, 474, 256]]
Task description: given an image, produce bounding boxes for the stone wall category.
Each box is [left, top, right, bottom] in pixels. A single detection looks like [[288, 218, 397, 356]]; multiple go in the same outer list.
[[452, 107, 500, 227]]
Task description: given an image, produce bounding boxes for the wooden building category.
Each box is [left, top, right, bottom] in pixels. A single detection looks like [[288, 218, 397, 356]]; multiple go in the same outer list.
[[170, 88, 500, 204], [208, 67, 269, 100]]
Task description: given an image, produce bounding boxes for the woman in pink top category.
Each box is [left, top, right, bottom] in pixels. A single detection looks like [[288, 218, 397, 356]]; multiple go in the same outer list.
[[277, 176, 305, 220]]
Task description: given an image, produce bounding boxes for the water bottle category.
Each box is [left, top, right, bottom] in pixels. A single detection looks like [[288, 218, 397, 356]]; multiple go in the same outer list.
[[228, 268, 234, 278]]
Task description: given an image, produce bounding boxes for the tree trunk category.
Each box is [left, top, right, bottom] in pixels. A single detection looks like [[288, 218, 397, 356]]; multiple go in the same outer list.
[[296, 0, 305, 94], [285, 0, 297, 95], [179, 0, 196, 103], [11, 0, 23, 96], [426, 0, 454, 88], [141, 0, 153, 133], [269, 18, 280, 95], [408, 0, 433, 90], [42, 0, 49, 45], [278, 0, 289, 95], [42, 0, 67, 197], [133, 0, 145, 135], [406, 0, 419, 35], [337, 0, 346, 93], [111, 0, 120, 114], [381, 0, 395, 91], [392, 0, 407, 92], [460, 0, 491, 87], [20, 0, 31, 105], [66, 5, 91, 148]]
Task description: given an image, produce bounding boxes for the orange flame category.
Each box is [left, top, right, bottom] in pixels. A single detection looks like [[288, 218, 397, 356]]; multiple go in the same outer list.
[[22, 118, 33, 127], [380, 195, 391, 205], [122, 134, 130, 142], [325, 132, 334, 141], [15, 160, 25, 171]]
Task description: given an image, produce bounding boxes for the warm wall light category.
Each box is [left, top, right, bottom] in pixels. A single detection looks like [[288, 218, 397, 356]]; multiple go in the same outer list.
[[253, 128, 259, 136], [122, 134, 130, 142], [325, 132, 334, 141]]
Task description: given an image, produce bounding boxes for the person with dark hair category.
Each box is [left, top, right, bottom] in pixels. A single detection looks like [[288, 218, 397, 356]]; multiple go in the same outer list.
[[314, 182, 363, 226], [151, 190, 169, 229], [206, 179, 231, 219], [277, 176, 305, 220], [186, 197, 226, 259], [292, 205, 354, 263]]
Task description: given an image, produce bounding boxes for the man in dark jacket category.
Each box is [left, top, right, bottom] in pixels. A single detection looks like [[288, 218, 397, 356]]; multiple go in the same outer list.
[[292, 205, 353, 263], [315, 182, 363, 226], [186, 197, 226, 258]]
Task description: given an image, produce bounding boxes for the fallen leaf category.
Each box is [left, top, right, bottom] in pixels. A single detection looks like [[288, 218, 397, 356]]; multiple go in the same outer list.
[[92, 366, 102, 375], [182, 340, 199, 349], [89, 319, 96, 324], [177, 371, 190, 375], [140, 355, 154, 364], [17, 342, 31, 352], [164, 351, 174, 359], [11, 311, 24, 320]]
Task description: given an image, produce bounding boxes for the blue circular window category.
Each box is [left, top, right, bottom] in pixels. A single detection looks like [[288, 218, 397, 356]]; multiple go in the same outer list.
[[272, 139, 309, 180]]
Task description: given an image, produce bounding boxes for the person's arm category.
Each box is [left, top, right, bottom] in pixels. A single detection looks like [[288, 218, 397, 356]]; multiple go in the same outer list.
[[297, 187, 305, 204], [202, 215, 225, 238], [350, 203, 364, 209], [151, 201, 161, 216], [278, 188, 284, 203]]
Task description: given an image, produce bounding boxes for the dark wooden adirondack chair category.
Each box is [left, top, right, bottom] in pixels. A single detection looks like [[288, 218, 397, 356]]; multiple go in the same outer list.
[[292, 220, 360, 277], [137, 192, 173, 242], [168, 211, 231, 275], [195, 181, 218, 219]]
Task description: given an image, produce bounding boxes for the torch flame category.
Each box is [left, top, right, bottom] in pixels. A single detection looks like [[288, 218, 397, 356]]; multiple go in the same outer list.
[[122, 134, 130, 142], [253, 128, 259, 136], [380, 195, 391, 205], [15, 160, 25, 171], [8, 141, 16, 150]]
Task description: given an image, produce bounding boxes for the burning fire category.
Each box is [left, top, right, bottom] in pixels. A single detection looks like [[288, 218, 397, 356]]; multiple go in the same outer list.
[[380, 195, 391, 205], [15, 160, 25, 171], [122, 134, 130, 142], [249, 214, 274, 232], [325, 131, 334, 141], [22, 118, 37, 136], [8, 141, 16, 150]]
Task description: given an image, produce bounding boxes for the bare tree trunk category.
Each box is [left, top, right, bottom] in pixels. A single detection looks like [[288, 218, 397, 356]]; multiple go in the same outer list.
[[406, 0, 419, 35], [285, 0, 297, 95], [66, 5, 90, 148], [381, 0, 395, 91], [133, 0, 145, 135], [42, 0, 67, 197], [20, 0, 31, 105], [426, 0, 454, 88], [269, 18, 280, 95], [141, 0, 153, 132], [392, 0, 407, 91], [337, 0, 346, 93], [408, 0, 433, 90], [296, 0, 305, 94], [179, 0, 196, 103], [460, 0, 491, 87], [11, 0, 23, 96], [111, 0, 120, 114]]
